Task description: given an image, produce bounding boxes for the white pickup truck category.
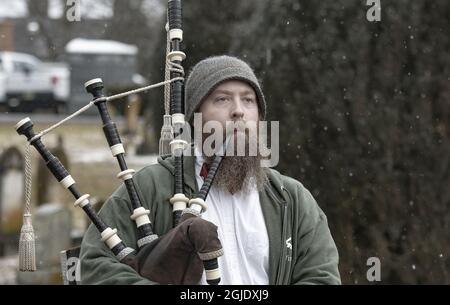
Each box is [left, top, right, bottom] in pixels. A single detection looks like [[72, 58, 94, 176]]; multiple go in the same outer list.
[[0, 52, 70, 113]]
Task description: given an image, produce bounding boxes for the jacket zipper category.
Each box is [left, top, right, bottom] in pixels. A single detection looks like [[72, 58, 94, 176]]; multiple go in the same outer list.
[[266, 185, 289, 284], [277, 199, 288, 284]]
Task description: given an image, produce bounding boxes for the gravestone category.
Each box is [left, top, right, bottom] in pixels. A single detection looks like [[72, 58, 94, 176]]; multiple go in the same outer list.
[[60, 247, 81, 285], [0, 147, 24, 256], [17, 202, 72, 284]]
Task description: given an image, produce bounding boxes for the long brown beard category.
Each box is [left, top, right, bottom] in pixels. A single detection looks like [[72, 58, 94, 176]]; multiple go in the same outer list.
[[202, 122, 268, 194], [209, 155, 268, 195]]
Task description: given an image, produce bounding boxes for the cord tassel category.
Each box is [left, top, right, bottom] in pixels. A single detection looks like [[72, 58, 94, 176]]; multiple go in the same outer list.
[[19, 214, 36, 271], [19, 143, 36, 271]]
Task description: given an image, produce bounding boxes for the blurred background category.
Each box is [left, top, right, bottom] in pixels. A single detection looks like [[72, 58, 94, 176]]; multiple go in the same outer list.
[[0, 0, 448, 284]]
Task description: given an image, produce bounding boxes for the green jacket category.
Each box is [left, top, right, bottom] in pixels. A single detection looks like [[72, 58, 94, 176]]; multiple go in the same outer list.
[[79, 154, 341, 285]]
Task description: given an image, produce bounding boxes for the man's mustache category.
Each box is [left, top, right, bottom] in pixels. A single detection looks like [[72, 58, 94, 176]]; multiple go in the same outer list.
[[225, 120, 255, 135]]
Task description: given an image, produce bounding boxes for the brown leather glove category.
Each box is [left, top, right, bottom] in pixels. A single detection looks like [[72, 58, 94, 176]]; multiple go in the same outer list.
[[125, 213, 223, 284]]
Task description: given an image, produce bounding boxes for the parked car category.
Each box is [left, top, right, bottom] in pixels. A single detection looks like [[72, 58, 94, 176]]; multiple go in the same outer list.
[[0, 51, 70, 113]]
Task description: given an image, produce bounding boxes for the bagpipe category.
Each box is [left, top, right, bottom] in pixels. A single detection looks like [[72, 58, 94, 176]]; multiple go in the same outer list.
[[15, 0, 225, 285]]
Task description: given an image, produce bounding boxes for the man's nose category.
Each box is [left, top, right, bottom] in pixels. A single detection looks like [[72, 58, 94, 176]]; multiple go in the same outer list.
[[230, 99, 244, 120]]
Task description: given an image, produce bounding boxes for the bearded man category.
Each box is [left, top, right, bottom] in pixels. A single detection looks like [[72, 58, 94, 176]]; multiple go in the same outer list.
[[80, 55, 341, 285]]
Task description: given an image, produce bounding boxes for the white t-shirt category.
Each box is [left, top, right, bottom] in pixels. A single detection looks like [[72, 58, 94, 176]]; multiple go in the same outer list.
[[195, 152, 269, 285]]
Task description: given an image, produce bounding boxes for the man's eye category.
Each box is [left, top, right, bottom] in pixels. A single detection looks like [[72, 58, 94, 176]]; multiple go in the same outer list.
[[215, 96, 229, 102], [244, 97, 255, 103]]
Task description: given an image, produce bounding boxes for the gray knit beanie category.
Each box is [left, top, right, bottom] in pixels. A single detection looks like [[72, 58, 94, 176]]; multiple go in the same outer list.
[[185, 55, 266, 122]]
